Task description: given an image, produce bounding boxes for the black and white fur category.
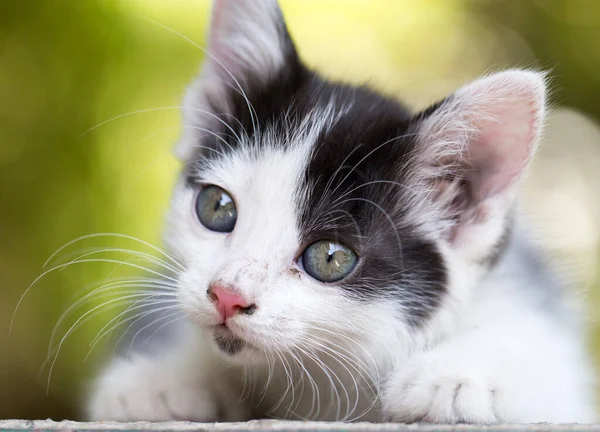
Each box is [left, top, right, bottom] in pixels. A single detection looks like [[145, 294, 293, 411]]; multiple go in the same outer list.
[[88, 0, 597, 423]]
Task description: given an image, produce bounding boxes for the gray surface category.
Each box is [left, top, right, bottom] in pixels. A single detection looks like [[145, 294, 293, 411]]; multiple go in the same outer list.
[[1, 420, 600, 431]]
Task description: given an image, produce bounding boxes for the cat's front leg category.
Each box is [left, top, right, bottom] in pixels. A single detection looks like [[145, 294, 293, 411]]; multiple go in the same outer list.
[[87, 336, 249, 422], [381, 346, 501, 424], [380, 314, 596, 424]]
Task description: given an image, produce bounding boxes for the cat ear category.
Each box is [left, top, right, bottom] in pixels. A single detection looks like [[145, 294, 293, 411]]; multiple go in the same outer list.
[[414, 70, 547, 259], [205, 0, 297, 87], [177, 0, 301, 160]]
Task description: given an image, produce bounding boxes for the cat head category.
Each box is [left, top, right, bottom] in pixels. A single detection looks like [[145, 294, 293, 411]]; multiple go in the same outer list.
[[165, 0, 547, 361]]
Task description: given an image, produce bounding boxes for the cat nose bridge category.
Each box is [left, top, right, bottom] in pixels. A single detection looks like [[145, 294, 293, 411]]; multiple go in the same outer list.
[[236, 218, 292, 256], [214, 258, 269, 291]]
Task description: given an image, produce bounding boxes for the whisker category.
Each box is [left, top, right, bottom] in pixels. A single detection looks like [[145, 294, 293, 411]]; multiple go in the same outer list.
[[256, 349, 277, 407], [186, 111, 245, 149], [12, 257, 179, 335], [135, 18, 259, 141], [239, 365, 251, 404], [281, 348, 308, 420], [57, 247, 181, 275], [286, 346, 320, 420], [126, 309, 182, 358], [326, 209, 363, 238], [49, 281, 176, 352], [48, 292, 172, 358], [86, 295, 180, 360], [304, 324, 383, 386], [269, 349, 295, 415], [304, 333, 378, 391], [185, 125, 236, 154], [331, 180, 409, 207], [42, 293, 166, 392], [15, 258, 182, 331], [335, 197, 404, 268], [329, 132, 419, 198], [140, 311, 184, 346], [299, 345, 342, 421], [315, 143, 365, 211], [42, 233, 184, 271], [107, 302, 180, 358], [299, 335, 379, 421]]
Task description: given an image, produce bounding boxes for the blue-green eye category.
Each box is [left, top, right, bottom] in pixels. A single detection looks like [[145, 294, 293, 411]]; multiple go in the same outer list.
[[195, 185, 237, 233], [301, 240, 358, 282]]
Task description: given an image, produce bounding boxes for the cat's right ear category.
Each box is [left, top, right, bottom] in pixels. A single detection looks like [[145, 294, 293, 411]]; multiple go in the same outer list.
[[176, 0, 302, 160], [410, 70, 547, 263]]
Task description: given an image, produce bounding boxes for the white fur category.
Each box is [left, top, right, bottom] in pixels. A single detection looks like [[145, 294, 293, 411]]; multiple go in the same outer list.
[[87, 323, 247, 422], [91, 105, 401, 422], [88, 0, 596, 423], [88, 218, 597, 423], [88, 85, 597, 422], [382, 245, 597, 423]]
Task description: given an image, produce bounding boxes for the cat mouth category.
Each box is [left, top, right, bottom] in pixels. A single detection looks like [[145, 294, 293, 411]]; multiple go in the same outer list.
[[212, 324, 247, 355]]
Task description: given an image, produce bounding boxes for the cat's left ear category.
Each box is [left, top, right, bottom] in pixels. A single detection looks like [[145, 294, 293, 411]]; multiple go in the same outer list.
[[413, 70, 547, 261], [177, 0, 302, 160]]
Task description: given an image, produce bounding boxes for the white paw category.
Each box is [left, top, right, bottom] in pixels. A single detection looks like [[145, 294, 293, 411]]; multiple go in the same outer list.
[[87, 355, 219, 422], [382, 353, 504, 424]]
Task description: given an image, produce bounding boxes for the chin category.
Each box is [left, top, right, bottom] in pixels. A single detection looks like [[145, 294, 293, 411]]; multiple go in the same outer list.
[[209, 324, 269, 364]]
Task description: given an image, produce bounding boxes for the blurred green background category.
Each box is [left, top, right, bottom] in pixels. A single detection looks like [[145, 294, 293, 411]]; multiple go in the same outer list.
[[2, 0, 600, 421]]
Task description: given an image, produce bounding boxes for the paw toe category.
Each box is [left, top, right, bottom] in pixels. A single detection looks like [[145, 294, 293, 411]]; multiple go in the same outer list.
[[452, 381, 498, 424]]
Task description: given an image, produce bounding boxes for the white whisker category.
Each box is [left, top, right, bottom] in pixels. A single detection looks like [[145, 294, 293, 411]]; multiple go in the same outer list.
[[49, 281, 176, 352], [329, 132, 419, 198], [12, 257, 179, 335], [86, 296, 180, 360], [335, 197, 404, 267], [42, 233, 184, 271], [331, 180, 409, 207], [58, 247, 181, 275], [126, 309, 182, 358], [137, 18, 259, 141], [43, 293, 171, 392]]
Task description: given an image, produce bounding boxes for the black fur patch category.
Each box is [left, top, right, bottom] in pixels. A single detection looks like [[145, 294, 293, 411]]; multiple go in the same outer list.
[[296, 83, 448, 326], [213, 327, 245, 355]]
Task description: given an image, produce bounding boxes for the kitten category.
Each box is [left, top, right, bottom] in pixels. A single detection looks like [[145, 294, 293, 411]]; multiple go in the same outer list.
[[87, 0, 597, 424]]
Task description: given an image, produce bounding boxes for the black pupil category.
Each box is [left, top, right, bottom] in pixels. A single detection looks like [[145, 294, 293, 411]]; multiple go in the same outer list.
[[326, 251, 334, 263], [215, 193, 233, 215], [214, 196, 222, 212]]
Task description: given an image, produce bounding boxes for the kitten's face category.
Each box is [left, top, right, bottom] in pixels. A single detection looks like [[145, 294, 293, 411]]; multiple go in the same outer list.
[[164, 0, 546, 360], [167, 97, 444, 359]]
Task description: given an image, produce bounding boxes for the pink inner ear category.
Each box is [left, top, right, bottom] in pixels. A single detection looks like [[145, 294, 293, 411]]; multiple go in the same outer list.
[[203, 0, 287, 89], [457, 71, 546, 200], [207, 0, 240, 75]]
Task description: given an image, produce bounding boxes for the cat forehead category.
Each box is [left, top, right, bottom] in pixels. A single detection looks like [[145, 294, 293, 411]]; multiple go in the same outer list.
[[178, 76, 446, 324], [186, 76, 415, 181], [186, 75, 425, 245]]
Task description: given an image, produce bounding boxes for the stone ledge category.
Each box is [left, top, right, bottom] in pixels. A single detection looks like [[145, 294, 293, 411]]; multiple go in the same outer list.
[[1, 420, 599, 432]]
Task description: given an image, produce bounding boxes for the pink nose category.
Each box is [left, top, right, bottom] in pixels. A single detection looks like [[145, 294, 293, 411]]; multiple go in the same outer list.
[[207, 284, 256, 321]]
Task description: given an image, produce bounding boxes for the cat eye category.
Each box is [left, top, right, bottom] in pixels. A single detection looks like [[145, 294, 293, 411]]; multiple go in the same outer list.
[[195, 185, 237, 233], [301, 240, 358, 283]]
